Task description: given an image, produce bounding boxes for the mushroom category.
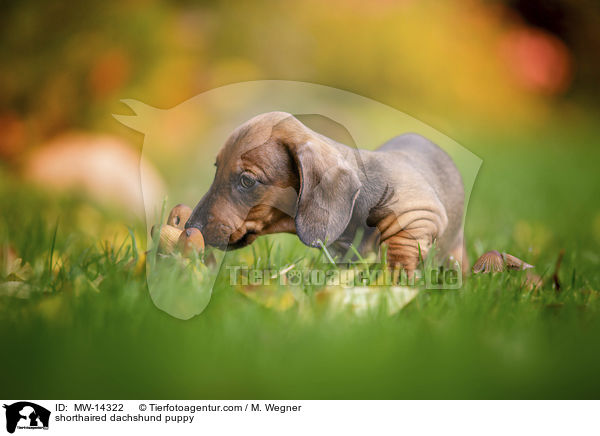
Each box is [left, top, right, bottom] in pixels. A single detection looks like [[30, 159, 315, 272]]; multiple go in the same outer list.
[[472, 250, 534, 274], [167, 204, 193, 230]]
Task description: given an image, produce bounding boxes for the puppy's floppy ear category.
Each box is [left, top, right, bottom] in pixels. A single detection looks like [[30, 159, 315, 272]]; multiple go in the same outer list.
[[275, 117, 361, 247]]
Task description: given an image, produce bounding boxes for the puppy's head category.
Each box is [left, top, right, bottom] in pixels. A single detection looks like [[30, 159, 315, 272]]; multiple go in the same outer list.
[[186, 112, 361, 250]]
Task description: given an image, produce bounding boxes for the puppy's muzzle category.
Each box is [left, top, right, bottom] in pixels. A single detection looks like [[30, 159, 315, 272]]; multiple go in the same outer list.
[[186, 202, 251, 250]]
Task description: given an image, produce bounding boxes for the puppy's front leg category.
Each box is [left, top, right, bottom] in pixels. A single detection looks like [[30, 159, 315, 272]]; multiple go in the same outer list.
[[383, 226, 432, 276], [374, 208, 444, 275]]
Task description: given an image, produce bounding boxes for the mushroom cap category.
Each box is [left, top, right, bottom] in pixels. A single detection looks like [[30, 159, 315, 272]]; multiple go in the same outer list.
[[177, 227, 205, 256], [472, 250, 504, 274], [151, 224, 183, 254]]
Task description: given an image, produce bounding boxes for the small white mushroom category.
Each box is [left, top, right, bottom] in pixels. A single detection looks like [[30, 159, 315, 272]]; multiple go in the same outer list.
[[151, 224, 183, 254]]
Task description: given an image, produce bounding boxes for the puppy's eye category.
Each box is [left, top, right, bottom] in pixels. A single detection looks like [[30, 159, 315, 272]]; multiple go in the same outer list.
[[239, 174, 256, 189]]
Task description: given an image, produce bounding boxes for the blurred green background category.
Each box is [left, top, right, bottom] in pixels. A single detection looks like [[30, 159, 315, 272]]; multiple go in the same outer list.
[[1, 0, 600, 398]]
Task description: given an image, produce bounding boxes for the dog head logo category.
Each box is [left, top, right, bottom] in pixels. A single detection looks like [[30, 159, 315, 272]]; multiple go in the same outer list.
[[3, 402, 50, 433]]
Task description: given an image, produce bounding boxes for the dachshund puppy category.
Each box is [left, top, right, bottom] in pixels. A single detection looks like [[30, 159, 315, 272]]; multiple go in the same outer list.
[[186, 112, 466, 274]]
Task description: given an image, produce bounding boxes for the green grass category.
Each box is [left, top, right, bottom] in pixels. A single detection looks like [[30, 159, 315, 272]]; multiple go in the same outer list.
[[1, 125, 600, 399]]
